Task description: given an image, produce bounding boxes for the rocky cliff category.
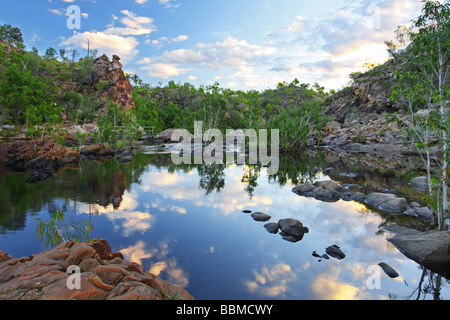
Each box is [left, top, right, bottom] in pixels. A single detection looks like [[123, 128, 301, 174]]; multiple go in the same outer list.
[[324, 59, 407, 124], [78, 54, 135, 112]]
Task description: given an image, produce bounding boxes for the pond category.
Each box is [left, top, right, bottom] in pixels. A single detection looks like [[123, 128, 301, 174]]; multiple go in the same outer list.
[[0, 143, 448, 300]]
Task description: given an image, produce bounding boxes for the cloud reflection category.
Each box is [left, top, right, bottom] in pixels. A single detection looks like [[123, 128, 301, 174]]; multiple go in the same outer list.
[[245, 263, 297, 298], [120, 240, 190, 289]]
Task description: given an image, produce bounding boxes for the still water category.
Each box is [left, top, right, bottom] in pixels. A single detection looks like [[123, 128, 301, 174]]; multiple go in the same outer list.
[[0, 144, 448, 300]]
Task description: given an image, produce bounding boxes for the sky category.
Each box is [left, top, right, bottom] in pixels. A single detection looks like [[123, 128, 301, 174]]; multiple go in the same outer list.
[[0, 0, 425, 91]]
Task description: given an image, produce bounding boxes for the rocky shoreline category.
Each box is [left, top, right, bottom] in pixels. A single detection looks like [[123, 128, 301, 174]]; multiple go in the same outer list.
[[0, 136, 136, 183], [0, 239, 194, 300], [291, 172, 450, 279]]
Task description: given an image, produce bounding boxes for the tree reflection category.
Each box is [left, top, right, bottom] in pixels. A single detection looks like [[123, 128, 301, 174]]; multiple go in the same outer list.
[[197, 163, 226, 195], [240, 165, 260, 198], [403, 267, 449, 300]]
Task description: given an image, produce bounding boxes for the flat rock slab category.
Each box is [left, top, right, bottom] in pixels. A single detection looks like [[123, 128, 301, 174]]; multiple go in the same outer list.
[[383, 225, 450, 279], [364, 193, 408, 213]]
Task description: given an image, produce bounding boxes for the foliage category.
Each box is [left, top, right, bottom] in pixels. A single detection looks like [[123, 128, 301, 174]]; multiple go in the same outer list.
[[391, 0, 450, 230], [0, 63, 60, 126], [35, 209, 95, 248], [0, 24, 24, 48], [265, 100, 329, 152]]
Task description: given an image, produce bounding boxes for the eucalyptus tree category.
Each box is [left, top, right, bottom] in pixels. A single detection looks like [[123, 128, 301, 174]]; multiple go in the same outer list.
[[401, 0, 450, 229]]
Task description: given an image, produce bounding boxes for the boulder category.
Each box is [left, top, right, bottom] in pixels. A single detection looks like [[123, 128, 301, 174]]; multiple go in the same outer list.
[[409, 176, 428, 191], [293, 180, 365, 203], [364, 192, 408, 213], [0, 239, 194, 300], [154, 129, 177, 142], [383, 225, 450, 279], [404, 206, 434, 222], [263, 223, 279, 234], [278, 218, 308, 240]]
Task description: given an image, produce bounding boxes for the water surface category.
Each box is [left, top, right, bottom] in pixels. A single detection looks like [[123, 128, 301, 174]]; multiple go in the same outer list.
[[0, 144, 448, 300]]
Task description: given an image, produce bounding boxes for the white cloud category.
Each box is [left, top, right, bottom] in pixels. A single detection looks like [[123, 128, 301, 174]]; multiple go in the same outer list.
[[60, 10, 155, 64], [264, 0, 423, 89], [159, 0, 180, 9], [60, 31, 139, 63], [138, 36, 276, 86], [48, 8, 63, 15], [104, 10, 156, 36], [172, 34, 189, 42], [140, 63, 190, 78]]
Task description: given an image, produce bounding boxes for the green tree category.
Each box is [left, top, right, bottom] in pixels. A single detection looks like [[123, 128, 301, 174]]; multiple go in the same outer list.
[[0, 63, 58, 127], [0, 24, 24, 48], [399, 0, 450, 229]]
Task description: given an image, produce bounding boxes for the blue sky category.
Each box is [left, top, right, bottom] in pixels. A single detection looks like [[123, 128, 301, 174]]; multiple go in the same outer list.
[[0, 0, 424, 90]]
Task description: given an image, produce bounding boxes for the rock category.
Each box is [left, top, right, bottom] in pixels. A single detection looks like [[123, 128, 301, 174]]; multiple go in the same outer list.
[[326, 245, 346, 260], [154, 129, 177, 142], [80, 144, 106, 156], [0, 239, 194, 300], [278, 218, 308, 240], [80, 54, 135, 111], [0, 139, 82, 183], [378, 262, 399, 279], [263, 223, 279, 234], [251, 212, 271, 222], [364, 193, 408, 213], [378, 188, 396, 194], [322, 168, 335, 175], [383, 225, 450, 279], [324, 121, 342, 133], [339, 172, 359, 178], [404, 206, 434, 222], [409, 176, 428, 191], [293, 179, 364, 203]]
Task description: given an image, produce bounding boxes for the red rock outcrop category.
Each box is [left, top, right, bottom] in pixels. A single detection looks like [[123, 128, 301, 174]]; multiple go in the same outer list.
[[89, 54, 135, 111], [0, 239, 194, 300]]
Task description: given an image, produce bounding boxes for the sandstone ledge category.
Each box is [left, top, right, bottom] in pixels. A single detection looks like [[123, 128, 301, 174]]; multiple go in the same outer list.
[[0, 239, 194, 300]]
